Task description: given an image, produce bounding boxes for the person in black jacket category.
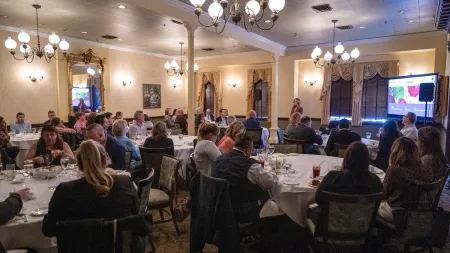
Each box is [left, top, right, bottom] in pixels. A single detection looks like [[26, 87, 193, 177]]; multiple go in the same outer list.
[[0, 188, 30, 225], [324, 119, 361, 156], [243, 110, 261, 129], [42, 140, 139, 237], [143, 122, 175, 156], [311, 142, 383, 224], [86, 123, 126, 170], [376, 120, 401, 171], [215, 108, 228, 126], [286, 116, 323, 154], [212, 134, 278, 222]]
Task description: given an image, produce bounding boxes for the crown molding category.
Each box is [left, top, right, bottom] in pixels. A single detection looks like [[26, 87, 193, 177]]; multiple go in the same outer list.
[[286, 30, 445, 55], [194, 50, 269, 61], [128, 0, 286, 56]]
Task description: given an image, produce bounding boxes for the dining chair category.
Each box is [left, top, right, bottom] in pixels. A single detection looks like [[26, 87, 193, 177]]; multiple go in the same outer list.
[[332, 143, 350, 158], [186, 153, 198, 190], [137, 169, 156, 252], [174, 123, 181, 130], [193, 138, 198, 149], [147, 155, 181, 236], [273, 144, 298, 154], [139, 147, 173, 187], [124, 151, 132, 171], [283, 138, 307, 154], [276, 128, 285, 144], [306, 191, 383, 253], [219, 127, 227, 141], [245, 128, 263, 149], [170, 129, 182, 135]]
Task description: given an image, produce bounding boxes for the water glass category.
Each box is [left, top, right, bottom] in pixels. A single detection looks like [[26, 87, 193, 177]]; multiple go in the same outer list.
[[283, 160, 292, 176], [167, 129, 172, 136], [257, 149, 268, 164], [267, 145, 275, 155], [178, 134, 184, 143], [23, 159, 34, 175], [32, 128, 36, 134], [366, 132, 372, 139], [47, 176, 60, 192], [5, 169, 15, 181], [68, 158, 77, 170], [60, 157, 69, 173]]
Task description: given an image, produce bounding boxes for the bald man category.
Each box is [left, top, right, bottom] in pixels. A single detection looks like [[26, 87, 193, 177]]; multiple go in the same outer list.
[[86, 123, 126, 170], [243, 110, 261, 129]]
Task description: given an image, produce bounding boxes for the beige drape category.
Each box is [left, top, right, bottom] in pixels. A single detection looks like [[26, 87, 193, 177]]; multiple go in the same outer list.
[[196, 72, 223, 116], [247, 69, 272, 122], [321, 61, 399, 126]]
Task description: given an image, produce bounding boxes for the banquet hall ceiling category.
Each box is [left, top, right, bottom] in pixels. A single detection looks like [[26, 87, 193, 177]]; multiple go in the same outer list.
[[179, 0, 439, 48], [0, 0, 257, 57], [0, 0, 440, 57]]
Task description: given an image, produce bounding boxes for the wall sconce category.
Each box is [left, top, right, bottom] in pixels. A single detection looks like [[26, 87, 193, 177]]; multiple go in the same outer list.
[[172, 79, 182, 88], [122, 80, 132, 86], [29, 71, 44, 82], [227, 80, 237, 88], [304, 77, 317, 86]]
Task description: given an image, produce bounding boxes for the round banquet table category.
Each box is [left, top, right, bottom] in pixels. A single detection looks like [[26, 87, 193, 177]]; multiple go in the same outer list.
[[0, 169, 130, 252], [259, 154, 385, 227], [10, 134, 40, 168], [132, 135, 196, 178], [318, 135, 380, 159]]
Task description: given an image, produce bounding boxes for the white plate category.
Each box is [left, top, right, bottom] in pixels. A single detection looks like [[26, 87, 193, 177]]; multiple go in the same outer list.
[[10, 178, 25, 184], [30, 207, 48, 216], [287, 153, 300, 156]]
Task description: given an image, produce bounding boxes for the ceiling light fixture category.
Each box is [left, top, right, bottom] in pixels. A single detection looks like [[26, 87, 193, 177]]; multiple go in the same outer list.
[[311, 20, 360, 68], [359, 26, 366, 29], [118, 5, 126, 9], [164, 42, 199, 78], [265, 20, 271, 23], [399, 10, 405, 14], [117, 38, 122, 41], [189, 0, 285, 34], [407, 20, 413, 23], [4, 5, 69, 63], [81, 31, 87, 34]]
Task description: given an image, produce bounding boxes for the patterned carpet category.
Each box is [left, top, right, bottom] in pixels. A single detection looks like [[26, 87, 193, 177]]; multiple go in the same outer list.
[[150, 187, 450, 253]]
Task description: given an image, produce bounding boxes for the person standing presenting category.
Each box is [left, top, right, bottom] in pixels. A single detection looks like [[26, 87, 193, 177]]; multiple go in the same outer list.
[[290, 98, 303, 116]]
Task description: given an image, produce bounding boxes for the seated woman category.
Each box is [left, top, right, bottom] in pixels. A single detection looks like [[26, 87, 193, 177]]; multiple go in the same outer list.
[[376, 120, 401, 171], [0, 116, 20, 164], [378, 137, 433, 222], [217, 121, 245, 153], [26, 125, 75, 167], [113, 119, 142, 169], [164, 108, 175, 128], [143, 121, 174, 156], [227, 115, 237, 125], [42, 140, 139, 237], [86, 112, 97, 127], [195, 112, 205, 128], [311, 142, 384, 224], [73, 112, 87, 135], [418, 126, 447, 181], [286, 112, 301, 134], [50, 117, 76, 134], [193, 122, 221, 175]]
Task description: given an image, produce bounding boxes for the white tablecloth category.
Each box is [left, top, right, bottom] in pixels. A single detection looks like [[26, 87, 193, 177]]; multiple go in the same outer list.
[[259, 154, 385, 226], [10, 134, 40, 168], [0, 170, 130, 251], [133, 135, 196, 178], [318, 135, 379, 159]]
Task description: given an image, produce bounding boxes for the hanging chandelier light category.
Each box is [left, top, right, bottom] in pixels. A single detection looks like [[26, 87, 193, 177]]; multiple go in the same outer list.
[[4, 4, 70, 63], [189, 0, 285, 34], [311, 20, 360, 68], [164, 42, 199, 77]]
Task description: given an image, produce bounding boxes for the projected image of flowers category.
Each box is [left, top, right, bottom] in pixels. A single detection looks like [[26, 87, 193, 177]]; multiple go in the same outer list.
[[391, 85, 420, 104]]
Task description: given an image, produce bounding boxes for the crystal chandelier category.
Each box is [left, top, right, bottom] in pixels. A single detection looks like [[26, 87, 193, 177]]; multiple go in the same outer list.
[[189, 0, 285, 34], [311, 20, 360, 68], [164, 42, 199, 77], [4, 4, 69, 63]]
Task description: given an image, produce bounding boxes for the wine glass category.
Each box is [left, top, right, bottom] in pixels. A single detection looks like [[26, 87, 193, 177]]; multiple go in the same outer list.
[[178, 134, 184, 144], [60, 157, 69, 174], [47, 176, 59, 192], [257, 149, 268, 164], [366, 132, 372, 140], [267, 144, 275, 156], [167, 129, 172, 136], [42, 154, 51, 168]]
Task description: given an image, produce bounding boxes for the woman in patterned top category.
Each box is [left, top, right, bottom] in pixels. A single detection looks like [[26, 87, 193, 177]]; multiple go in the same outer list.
[[418, 126, 447, 181]]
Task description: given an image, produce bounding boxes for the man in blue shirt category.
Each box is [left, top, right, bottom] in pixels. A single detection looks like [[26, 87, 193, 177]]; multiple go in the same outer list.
[[243, 110, 261, 129], [10, 112, 32, 134]]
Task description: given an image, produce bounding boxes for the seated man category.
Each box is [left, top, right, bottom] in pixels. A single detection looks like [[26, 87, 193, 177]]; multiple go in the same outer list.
[[243, 110, 261, 129], [94, 114, 112, 136], [175, 109, 188, 135], [325, 119, 361, 156], [400, 112, 418, 141], [43, 110, 57, 125], [215, 108, 228, 126], [287, 116, 323, 154], [129, 110, 148, 138], [85, 123, 126, 170], [212, 134, 278, 222], [10, 112, 32, 134], [205, 108, 214, 122]]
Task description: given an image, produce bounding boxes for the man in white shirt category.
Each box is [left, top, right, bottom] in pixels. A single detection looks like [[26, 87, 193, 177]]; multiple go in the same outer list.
[[400, 112, 418, 141], [212, 134, 278, 222], [205, 108, 214, 122], [128, 110, 148, 139]]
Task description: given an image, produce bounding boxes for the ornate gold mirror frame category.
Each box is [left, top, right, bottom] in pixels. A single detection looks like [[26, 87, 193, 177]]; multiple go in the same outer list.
[[66, 49, 106, 116]]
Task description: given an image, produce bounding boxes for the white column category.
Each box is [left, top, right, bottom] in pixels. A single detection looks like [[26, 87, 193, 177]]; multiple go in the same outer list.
[[185, 23, 197, 136], [269, 54, 280, 144]]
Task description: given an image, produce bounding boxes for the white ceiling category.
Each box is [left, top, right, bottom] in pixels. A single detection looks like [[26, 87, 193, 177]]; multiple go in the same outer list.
[[0, 0, 257, 57], [0, 0, 440, 57], [180, 0, 439, 47]]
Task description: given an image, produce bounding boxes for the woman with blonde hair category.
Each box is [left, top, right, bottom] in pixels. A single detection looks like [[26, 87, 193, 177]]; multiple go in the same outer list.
[[113, 119, 141, 169], [42, 140, 139, 237], [143, 121, 174, 156], [227, 115, 237, 124], [194, 122, 221, 175], [290, 98, 303, 116], [286, 112, 301, 134], [378, 137, 433, 222], [217, 121, 245, 153]]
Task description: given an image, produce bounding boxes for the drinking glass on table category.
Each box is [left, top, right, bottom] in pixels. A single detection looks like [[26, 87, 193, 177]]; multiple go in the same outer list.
[[60, 157, 69, 174], [283, 160, 292, 176], [42, 154, 51, 167], [178, 134, 184, 144], [167, 129, 172, 136], [267, 144, 275, 156], [366, 132, 372, 140], [257, 149, 268, 165], [47, 176, 59, 192], [312, 165, 321, 178], [23, 159, 34, 177]]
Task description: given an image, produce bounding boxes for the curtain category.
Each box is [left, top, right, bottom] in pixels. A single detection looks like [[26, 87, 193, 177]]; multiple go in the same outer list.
[[247, 68, 272, 122], [196, 72, 223, 116], [320, 66, 332, 125]]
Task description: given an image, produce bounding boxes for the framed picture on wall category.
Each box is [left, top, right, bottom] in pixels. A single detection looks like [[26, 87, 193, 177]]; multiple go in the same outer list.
[[143, 84, 161, 109]]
